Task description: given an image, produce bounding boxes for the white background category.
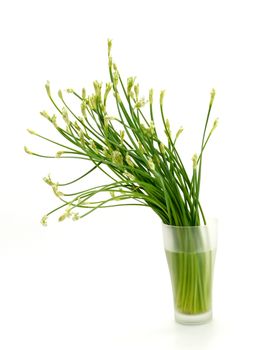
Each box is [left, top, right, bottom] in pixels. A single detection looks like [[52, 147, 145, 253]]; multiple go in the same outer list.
[[0, 0, 263, 349]]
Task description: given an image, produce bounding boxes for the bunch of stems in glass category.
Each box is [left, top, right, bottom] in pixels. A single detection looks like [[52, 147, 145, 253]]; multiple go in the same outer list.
[[25, 40, 218, 227]]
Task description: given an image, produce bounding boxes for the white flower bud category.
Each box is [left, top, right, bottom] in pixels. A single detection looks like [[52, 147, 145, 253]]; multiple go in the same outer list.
[[160, 90, 165, 106], [134, 83, 139, 101], [114, 92, 121, 103], [103, 146, 111, 158], [149, 121, 155, 135], [108, 39, 112, 57], [147, 158, 155, 171], [78, 129, 85, 147], [127, 77, 136, 96], [58, 205, 74, 222], [135, 98, 146, 109], [62, 107, 70, 125], [138, 141, 145, 154], [58, 213, 67, 222], [55, 151, 65, 158], [72, 212, 80, 221], [124, 170, 135, 181], [212, 118, 219, 131], [175, 126, 184, 141], [45, 81, 51, 96], [93, 81, 102, 101], [149, 89, 153, 104], [104, 83, 112, 105], [120, 130, 125, 145], [108, 56, 113, 69], [113, 71, 119, 88], [24, 146, 33, 155], [125, 153, 134, 167], [41, 215, 48, 227], [40, 110, 51, 120], [27, 129, 37, 135], [58, 89, 63, 100], [52, 183, 64, 198], [112, 150, 123, 165], [81, 102, 87, 118], [90, 140, 98, 154], [192, 153, 198, 169], [43, 174, 53, 186], [210, 88, 216, 106], [159, 142, 166, 155]]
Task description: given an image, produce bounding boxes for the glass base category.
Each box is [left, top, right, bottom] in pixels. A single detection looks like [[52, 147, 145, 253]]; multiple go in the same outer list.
[[175, 310, 212, 325]]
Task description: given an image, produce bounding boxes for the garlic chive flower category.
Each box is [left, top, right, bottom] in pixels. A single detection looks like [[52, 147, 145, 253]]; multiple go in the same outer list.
[[160, 90, 165, 106], [135, 98, 146, 109], [192, 153, 198, 169], [72, 212, 80, 221], [81, 101, 87, 118], [127, 77, 136, 96], [58, 205, 79, 222], [52, 183, 64, 198], [41, 215, 48, 227], [58, 206, 72, 222], [58, 89, 63, 100], [149, 121, 155, 135], [27, 129, 37, 135], [56, 151, 65, 158], [159, 142, 166, 155], [112, 150, 123, 165], [104, 83, 112, 106], [120, 130, 125, 145], [40, 111, 57, 127], [43, 174, 54, 186], [40, 110, 51, 120], [62, 107, 70, 125], [93, 81, 102, 101], [134, 84, 139, 101], [165, 119, 171, 137], [103, 146, 111, 157], [74, 121, 81, 131], [175, 127, 184, 141], [210, 88, 216, 106], [113, 71, 119, 88], [107, 38, 112, 57], [211, 118, 219, 132], [138, 141, 145, 154], [149, 89, 153, 104], [125, 153, 134, 167], [82, 88, 86, 99], [78, 129, 85, 147], [24, 146, 33, 155], [45, 80, 51, 97], [90, 140, 98, 154], [124, 170, 135, 181], [147, 158, 155, 171]]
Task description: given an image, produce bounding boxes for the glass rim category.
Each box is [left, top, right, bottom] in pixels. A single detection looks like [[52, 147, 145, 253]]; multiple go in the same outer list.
[[161, 217, 218, 229]]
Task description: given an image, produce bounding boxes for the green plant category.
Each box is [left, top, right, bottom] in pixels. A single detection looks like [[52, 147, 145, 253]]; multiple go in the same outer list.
[[25, 40, 218, 227], [25, 40, 218, 318]]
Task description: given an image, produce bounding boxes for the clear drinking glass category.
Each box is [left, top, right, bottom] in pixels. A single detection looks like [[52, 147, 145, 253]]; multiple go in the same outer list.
[[162, 220, 217, 325]]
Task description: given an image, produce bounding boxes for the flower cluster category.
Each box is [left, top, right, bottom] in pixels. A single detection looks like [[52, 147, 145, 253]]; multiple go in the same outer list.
[[25, 40, 218, 226]]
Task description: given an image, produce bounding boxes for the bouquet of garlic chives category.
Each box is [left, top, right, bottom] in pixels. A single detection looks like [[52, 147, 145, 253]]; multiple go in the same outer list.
[[25, 40, 219, 321], [25, 40, 217, 227]]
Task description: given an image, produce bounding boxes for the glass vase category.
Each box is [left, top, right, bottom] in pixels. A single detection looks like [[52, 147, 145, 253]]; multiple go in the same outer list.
[[162, 220, 217, 325]]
